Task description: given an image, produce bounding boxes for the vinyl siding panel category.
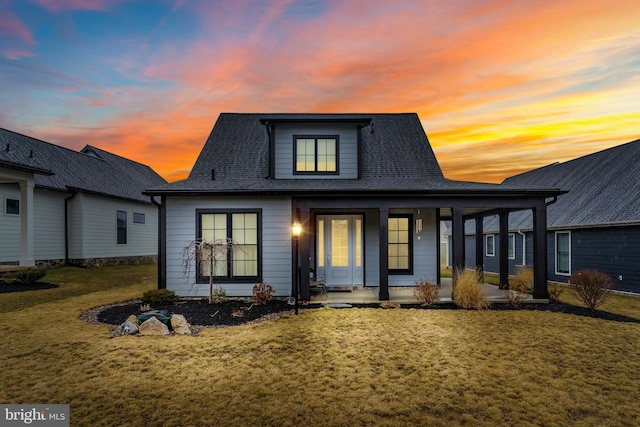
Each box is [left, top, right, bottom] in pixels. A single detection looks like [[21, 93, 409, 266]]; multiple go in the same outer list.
[[33, 189, 66, 260], [0, 184, 21, 262], [72, 194, 158, 259], [274, 124, 358, 179], [165, 196, 292, 297]]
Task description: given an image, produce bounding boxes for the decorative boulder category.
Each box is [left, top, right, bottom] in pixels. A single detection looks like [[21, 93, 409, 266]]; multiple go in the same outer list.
[[119, 321, 139, 335], [125, 314, 138, 325], [138, 316, 170, 336], [170, 314, 191, 335]]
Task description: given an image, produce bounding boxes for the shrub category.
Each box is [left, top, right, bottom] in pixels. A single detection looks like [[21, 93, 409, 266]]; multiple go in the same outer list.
[[453, 269, 489, 310], [547, 282, 564, 303], [141, 289, 179, 306], [413, 278, 439, 306], [12, 268, 47, 285], [210, 287, 228, 304], [569, 269, 612, 311], [512, 267, 534, 294], [252, 281, 274, 305], [505, 279, 528, 308]]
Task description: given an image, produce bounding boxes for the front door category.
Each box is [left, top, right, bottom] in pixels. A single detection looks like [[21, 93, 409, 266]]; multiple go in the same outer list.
[[319, 215, 363, 289]]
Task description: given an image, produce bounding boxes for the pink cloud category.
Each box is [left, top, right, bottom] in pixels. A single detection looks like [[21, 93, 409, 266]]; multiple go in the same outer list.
[[33, 0, 119, 12], [0, 7, 35, 45], [1, 47, 34, 59]]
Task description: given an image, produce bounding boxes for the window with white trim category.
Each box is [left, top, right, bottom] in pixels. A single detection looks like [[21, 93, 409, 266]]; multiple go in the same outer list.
[[555, 231, 571, 275], [508, 234, 515, 259], [486, 234, 495, 256]]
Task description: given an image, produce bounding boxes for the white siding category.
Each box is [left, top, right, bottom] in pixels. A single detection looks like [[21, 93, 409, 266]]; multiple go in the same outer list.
[[274, 124, 358, 179], [165, 196, 293, 297], [0, 184, 21, 262], [69, 194, 158, 259]]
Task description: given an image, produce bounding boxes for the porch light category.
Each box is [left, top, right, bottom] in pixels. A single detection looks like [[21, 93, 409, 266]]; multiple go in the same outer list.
[[292, 220, 302, 238]]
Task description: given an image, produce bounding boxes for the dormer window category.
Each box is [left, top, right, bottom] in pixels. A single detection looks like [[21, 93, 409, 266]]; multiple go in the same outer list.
[[294, 135, 339, 174]]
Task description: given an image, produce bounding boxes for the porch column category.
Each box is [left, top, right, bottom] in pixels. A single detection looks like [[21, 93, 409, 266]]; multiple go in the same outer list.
[[475, 217, 484, 282], [451, 208, 465, 284], [299, 208, 311, 301], [499, 211, 509, 289], [19, 179, 35, 267], [436, 209, 441, 285], [158, 196, 166, 290], [378, 208, 389, 300], [533, 205, 549, 299]]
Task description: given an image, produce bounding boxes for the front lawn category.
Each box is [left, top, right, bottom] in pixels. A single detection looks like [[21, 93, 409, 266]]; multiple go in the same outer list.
[[0, 264, 638, 426]]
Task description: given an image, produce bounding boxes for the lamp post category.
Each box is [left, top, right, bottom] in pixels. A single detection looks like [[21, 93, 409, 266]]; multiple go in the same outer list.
[[292, 220, 302, 315]]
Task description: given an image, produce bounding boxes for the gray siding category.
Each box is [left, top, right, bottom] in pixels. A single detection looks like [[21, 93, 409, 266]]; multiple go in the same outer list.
[[0, 184, 21, 262], [274, 124, 358, 179], [165, 196, 292, 297]]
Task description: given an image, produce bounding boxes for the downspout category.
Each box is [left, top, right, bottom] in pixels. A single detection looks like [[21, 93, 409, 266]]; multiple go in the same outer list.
[[517, 230, 526, 266], [64, 191, 78, 265], [150, 195, 165, 289]]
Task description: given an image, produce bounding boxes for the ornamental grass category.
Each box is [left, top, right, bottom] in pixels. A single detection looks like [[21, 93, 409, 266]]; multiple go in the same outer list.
[[1, 264, 639, 426]]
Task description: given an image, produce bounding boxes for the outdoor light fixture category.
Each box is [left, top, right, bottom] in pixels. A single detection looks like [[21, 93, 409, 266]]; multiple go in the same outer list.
[[292, 220, 302, 237], [416, 209, 423, 237]]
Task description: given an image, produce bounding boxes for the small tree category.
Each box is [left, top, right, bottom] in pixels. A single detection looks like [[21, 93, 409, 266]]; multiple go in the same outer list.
[[182, 238, 236, 304], [569, 269, 612, 311]]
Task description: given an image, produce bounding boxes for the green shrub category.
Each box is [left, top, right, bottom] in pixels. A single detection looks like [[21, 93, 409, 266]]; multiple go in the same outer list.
[[210, 287, 228, 304], [12, 268, 47, 285], [569, 269, 612, 311], [141, 289, 179, 306], [453, 269, 489, 310], [252, 281, 274, 305], [413, 278, 439, 306]]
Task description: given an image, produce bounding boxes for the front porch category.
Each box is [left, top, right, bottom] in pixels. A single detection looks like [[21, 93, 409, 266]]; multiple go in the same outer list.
[[309, 277, 544, 304]]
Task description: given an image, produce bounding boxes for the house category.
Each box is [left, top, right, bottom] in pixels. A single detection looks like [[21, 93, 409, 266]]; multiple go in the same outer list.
[[0, 128, 167, 267], [144, 113, 564, 300], [457, 139, 640, 293]]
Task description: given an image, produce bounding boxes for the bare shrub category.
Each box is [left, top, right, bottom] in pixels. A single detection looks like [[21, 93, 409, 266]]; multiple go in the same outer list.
[[569, 269, 612, 311], [252, 281, 274, 305], [547, 282, 564, 303], [453, 269, 489, 310], [505, 279, 528, 308], [413, 278, 439, 306]]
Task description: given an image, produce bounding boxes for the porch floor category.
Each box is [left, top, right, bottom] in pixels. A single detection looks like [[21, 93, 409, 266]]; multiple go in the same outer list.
[[310, 278, 547, 304]]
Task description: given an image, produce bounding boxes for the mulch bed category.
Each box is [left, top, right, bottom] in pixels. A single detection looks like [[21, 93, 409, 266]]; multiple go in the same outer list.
[[0, 280, 58, 293], [94, 298, 639, 329]]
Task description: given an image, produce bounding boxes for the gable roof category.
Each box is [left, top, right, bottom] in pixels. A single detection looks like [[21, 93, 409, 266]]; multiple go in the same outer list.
[[0, 128, 167, 203], [146, 113, 562, 196], [478, 139, 640, 231]]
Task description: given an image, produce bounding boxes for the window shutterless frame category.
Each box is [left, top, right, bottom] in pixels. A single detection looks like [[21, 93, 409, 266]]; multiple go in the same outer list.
[[486, 234, 495, 256], [195, 209, 262, 283], [293, 135, 340, 175], [388, 214, 413, 275]]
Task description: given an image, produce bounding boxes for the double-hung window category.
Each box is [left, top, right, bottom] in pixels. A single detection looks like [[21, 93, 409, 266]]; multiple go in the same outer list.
[[508, 234, 515, 259], [555, 231, 571, 275], [197, 210, 261, 282], [486, 235, 495, 256], [294, 135, 338, 174], [388, 215, 412, 274]]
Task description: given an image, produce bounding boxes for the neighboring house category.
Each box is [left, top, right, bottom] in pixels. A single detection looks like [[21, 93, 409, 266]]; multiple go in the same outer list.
[[0, 128, 167, 267], [145, 113, 564, 300], [459, 139, 640, 293]]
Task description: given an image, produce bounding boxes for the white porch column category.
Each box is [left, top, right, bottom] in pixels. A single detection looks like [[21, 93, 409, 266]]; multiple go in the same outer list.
[[19, 179, 35, 266]]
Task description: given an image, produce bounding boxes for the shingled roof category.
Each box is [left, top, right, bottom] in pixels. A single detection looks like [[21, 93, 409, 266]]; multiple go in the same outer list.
[[480, 138, 640, 231], [146, 113, 561, 195], [0, 128, 166, 203]]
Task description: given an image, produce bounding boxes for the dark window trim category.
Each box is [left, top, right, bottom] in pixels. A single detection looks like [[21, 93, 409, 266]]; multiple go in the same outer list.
[[388, 213, 413, 275], [195, 209, 263, 284], [116, 210, 127, 245], [293, 134, 340, 175], [5, 198, 19, 215]]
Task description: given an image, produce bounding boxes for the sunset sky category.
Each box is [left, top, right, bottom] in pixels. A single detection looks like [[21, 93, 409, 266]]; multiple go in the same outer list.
[[1, 0, 639, 183]]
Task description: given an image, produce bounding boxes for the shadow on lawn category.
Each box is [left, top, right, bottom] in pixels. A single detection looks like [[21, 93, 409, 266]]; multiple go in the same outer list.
[[0, 279, 58, 293], [94, 299, 640, 327]]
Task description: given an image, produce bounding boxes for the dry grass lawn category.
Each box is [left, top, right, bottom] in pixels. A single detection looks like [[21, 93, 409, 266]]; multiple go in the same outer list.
[[1, 264, 639, 426]]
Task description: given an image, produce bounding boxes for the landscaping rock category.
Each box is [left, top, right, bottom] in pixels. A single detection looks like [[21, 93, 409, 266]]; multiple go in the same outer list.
[[119, 321, 139, 335], [170, 314, 191, 335], [138, 316, 170, 336], [125, 314, 138, 325]]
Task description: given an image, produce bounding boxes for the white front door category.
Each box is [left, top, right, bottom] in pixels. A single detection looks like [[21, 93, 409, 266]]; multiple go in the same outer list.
[[320, 215, 363, 289]]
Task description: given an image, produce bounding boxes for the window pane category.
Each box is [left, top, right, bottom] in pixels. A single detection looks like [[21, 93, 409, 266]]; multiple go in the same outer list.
[[6, 199, 19, 214], [508, 234, 515, 258], [388, 216, 410, 272], [117, 211, 127, 244], [355, 218, 362, 267], [202, 214, 227, 242], [557, 233, 570, 273], [318, 219, 325, 267]]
